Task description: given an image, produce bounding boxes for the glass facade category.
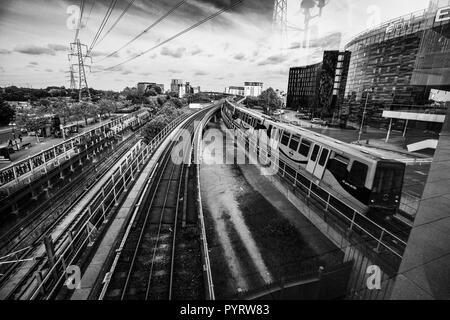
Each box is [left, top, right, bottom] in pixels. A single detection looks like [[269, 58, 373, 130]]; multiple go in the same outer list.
[[343, 2, 450, 127], [287, 51, 351, 118]]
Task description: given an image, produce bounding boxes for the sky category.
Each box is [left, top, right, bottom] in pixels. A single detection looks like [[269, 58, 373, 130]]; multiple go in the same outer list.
[[0, 0, 433, 92]]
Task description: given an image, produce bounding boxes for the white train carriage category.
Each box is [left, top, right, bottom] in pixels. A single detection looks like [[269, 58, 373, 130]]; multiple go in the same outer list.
[[222, 101, 405, 216]]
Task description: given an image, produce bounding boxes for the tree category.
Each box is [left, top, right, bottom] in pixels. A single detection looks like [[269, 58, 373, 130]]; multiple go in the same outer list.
[[97, 99, 116, 118], [0, 100, 15, 126], [73, 101, 98, 126], [143, 104, 186, 143], [258, 88, 282, 115], [52, 100, 72, 125], [157, 96, 167, 106]]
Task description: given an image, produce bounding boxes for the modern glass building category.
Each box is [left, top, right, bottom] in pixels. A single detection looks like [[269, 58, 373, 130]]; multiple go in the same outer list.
[[287, 51, 351, 118], [342, 0, 450, 128]]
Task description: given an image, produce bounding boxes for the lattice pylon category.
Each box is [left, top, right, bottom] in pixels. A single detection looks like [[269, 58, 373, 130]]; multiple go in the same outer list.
[[273, 0, 288, 49], [69, 39, 92, 101]]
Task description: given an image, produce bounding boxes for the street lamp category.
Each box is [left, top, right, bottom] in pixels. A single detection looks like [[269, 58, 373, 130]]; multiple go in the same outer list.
[[358, 88, 373, 143]]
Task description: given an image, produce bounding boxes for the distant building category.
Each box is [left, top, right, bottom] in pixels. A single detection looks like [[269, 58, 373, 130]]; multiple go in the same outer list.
[[244, 82, 263, 97], [225, 86, 245, 96], [137, 82, 155, 95], [170, 79, 200, 97], [171, 79, 183, 93], [287, 50, 351, 118]]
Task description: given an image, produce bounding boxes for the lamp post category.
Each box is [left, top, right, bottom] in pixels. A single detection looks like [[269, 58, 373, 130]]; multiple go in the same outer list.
[[358, 89, 372, 143]]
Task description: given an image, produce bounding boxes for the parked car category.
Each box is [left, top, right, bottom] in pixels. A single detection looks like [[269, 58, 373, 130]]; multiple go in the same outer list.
[[296, 114, 310, 120], [311, 118, 328, 125], [273, 109, 285, 116]]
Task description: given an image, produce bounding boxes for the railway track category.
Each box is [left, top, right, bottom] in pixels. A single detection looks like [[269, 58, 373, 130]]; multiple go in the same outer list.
[[102, 109, 209, 300], [0, 129, 144, 299]]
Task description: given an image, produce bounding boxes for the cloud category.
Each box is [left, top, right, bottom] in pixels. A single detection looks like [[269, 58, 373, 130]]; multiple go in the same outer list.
[[289, 33, 342, 50], [257, 54, 289, 66], [308, 32, 342, 49], [168, 69, 182, 74], [15, 44, 55, 55], [160, 47, 186, 58], [195, 71, 208, 76], [91, 51, 119, 58], [190, 47, 203, 56], [121, 70, 132, 75], [45, 69, 53, 72], [233, 53, 246, 61], [0, 49, 11, 55], [29, 61, 39, 66], [0, 66, 4, 73], [47, 44, 68, 52]]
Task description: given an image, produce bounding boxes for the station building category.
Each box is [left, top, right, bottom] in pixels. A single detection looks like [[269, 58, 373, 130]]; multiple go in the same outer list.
[[342, 0, 450, 139]]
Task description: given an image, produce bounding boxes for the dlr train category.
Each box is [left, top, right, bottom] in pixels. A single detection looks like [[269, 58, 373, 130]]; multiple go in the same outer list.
[[221, 100, 405, 216]]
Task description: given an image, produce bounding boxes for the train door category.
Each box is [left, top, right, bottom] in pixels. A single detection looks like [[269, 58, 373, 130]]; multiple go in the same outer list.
[[313, 148, 330, 179], [306, 144, 320, 174], [306, 145, 330, 180]]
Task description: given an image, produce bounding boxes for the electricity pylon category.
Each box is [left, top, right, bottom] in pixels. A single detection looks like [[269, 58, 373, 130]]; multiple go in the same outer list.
[[66, 65, 77, 92], [69, 39, 92, 101], [273, 0, 288, 49]]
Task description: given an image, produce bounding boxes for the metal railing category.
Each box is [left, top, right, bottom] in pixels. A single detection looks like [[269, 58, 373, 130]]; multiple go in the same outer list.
[[223, 101, 407, 260], [194, 106, 219, 300], [28, 111, 194, 299], [0, 110, 149, 190]]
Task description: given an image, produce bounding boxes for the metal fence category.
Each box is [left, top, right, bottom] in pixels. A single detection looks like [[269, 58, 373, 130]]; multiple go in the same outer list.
[[0, 110, 149, 192], [223, 101, 407, 262], [27, 111, 194, 299]]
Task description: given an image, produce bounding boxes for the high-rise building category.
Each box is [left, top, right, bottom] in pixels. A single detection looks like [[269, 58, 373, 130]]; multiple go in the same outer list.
[[287, 51, 351, 117], [170, 79, 183, 93]]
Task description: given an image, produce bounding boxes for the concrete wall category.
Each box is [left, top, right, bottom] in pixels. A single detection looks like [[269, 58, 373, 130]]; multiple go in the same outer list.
[[391, 107, 450, 299]]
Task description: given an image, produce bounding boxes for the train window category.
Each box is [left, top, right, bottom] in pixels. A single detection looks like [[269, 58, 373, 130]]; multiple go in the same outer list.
[[268, 125, 273, 138], [348, 161, 368, 188], [310, 145, 320, 161], [281, 133, 290, 146], [319, 149, 329, 166], [327, 158, 348, 180], [299, 139, 311, 157], [289, 135, 300, 151], [373, 163, 404, 194]]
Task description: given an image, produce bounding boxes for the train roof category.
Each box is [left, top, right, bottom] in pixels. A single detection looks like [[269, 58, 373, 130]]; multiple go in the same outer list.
[[228, 101, 396, 163]]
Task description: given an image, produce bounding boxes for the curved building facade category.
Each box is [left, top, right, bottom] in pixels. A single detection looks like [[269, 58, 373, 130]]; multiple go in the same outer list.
[[343, 1, 450, 127]]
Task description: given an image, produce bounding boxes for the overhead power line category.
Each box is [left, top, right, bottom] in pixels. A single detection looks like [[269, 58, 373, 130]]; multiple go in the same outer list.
[[87, 0, 118, 55], [94, 0, 137, 47], [100, 0, 244, 72], [84, 0, 97, 29], [74, 0, 86, 41], [97, 0, 188, 62]]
